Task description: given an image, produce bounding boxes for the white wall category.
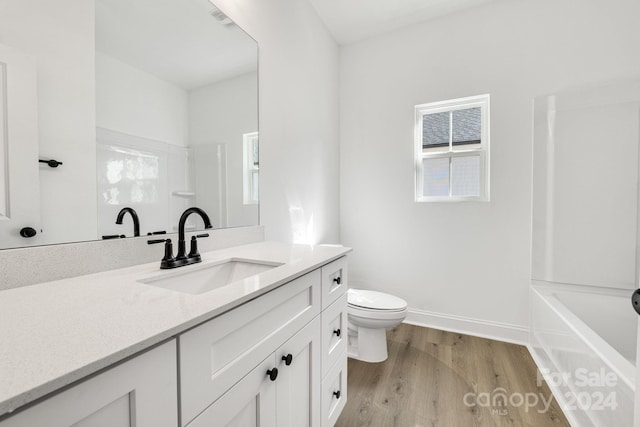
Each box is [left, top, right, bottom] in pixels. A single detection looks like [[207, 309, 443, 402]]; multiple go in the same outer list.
[[340, 0, 640, 339], [96, 51, 189, 146], [0, 0, 97, 245], [532, 83, 640, 290], [212, 0, 341, 244], [189, 72, 259, 228]]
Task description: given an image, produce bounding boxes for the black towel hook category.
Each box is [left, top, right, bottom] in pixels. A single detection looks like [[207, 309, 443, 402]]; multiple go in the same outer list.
[[39, 159, 63, 168]]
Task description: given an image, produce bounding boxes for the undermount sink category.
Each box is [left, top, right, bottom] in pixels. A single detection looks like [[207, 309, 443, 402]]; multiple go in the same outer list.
[[139, 258, 283, 295]]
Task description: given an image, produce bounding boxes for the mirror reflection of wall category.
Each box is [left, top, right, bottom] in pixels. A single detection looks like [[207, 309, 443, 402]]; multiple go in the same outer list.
[[0, 1, 97, 249], [96, 0, 259, 236], [0, 0, 258, 250]]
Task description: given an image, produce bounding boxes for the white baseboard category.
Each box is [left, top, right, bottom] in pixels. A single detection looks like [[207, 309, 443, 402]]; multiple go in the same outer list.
[[404, 308, 529, 346]]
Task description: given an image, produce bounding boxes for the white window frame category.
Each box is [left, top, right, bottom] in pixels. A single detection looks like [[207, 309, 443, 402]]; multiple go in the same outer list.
[[414, 94, 490, 202], [242, 131, 259, 205]]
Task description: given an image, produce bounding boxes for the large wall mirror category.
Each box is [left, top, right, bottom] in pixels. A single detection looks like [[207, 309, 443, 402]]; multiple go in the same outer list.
[[0, 0, 258, 250]]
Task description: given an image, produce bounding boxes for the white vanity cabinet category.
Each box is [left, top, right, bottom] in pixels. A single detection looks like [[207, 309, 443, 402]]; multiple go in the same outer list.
[[0, 253, 349, 427], [179, 270, 321, 425], [187, 318, 322, 427], [0, 340, 178, 427], [181, 257, 348, 427], [320, 260, 348, 427]]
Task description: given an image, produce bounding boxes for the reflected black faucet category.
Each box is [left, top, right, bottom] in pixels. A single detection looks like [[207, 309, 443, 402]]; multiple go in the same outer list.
[[115, 207, 140, 237], [176, 207, 213, 261]]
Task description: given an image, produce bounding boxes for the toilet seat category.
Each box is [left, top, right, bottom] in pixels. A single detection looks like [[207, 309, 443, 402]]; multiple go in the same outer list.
[[348, 289, 407, 312], [348, 304, 408, 321]]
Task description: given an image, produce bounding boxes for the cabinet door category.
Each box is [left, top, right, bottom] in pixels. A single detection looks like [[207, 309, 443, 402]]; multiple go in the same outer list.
[[187, 354, 277, 427], [0, 340, 178, 427], [276, 317, 321, 427]]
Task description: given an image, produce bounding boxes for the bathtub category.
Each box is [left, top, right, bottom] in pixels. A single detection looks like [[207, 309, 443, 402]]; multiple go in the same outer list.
[[530, 282, 636, 427]]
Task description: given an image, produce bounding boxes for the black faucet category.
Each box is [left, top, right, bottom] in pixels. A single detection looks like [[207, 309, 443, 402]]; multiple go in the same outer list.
[[115, 207, 140, 237], [176, 207, 213, 261], [147, 207, 214, 269]]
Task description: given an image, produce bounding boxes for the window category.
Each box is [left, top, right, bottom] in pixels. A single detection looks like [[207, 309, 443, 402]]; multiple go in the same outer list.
[[415, 94, 490, 202], [243, 132, 259, 204]]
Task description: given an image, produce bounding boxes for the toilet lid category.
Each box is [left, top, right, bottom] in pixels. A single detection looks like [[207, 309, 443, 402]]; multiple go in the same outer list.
[[348, 289, 407, 311]]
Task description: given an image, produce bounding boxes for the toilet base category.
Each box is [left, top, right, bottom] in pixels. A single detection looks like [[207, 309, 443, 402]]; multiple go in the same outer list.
[[347, 326, 388, 363]]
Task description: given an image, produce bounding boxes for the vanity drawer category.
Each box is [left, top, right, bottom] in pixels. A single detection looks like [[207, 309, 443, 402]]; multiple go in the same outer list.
[[321, 257, 347, 309], [179, 269, 321, 425], [321, 352, 348, 427], [321, 293, 347, 377]]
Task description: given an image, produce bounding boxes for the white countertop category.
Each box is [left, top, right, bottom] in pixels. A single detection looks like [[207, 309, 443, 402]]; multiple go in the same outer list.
[[0, 241, 351, 416]]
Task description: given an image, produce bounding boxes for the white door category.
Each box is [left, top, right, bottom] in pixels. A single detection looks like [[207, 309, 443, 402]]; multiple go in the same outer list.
[[0, 43, 40, 248], [276, 317, 321, 427], [187, 354, 277, 427]]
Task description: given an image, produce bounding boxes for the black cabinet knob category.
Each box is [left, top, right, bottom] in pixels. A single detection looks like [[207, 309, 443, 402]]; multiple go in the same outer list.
[[333, 329, 341, 337], [632, 289, 640, 315], [266, 368, 278, 381], [333, 276, 341, 285], [19, 227, 37, 238], [282, 354, 293, 366], [333, 390, 341, 399]]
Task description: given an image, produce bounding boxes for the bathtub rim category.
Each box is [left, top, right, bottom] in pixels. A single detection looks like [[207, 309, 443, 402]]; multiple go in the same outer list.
[[530, 281, 635, 391]]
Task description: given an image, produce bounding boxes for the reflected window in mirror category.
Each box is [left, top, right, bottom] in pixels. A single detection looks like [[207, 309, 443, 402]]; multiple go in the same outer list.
[[243, 132, 259, 205]]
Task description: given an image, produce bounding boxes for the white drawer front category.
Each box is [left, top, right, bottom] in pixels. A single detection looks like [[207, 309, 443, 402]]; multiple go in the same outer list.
[[321, 294, 347, 377], [321, 352, 347, 427], [179, 270, 321, 425], [321, 257, 347, 309]]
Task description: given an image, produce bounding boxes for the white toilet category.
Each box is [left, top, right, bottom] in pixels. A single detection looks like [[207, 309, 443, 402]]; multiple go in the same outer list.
[[347, 288, 408, 363]]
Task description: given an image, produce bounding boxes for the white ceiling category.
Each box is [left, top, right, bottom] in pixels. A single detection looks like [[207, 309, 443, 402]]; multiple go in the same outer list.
[[95, 0, 257, 90], [308, 0, 499, 45]]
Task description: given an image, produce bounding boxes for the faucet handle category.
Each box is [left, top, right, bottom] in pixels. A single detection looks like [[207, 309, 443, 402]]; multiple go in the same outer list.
[[162, 239, 175, 263], [188, 235, 202, 258], [148, 238, 175, 264]]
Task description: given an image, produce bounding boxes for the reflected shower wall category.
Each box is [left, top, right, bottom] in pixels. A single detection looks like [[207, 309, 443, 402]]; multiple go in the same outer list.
[[194, 143, 228, 229], [532, 81, 640, 290], [96, 127, 228, 237]]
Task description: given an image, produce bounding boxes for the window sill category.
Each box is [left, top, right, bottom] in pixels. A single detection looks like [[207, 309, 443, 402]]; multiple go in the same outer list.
[[415, 195, 490, 203]]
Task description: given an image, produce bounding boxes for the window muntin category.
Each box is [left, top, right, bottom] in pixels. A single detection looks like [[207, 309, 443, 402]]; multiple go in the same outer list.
[[415, 95, 489, 202]]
